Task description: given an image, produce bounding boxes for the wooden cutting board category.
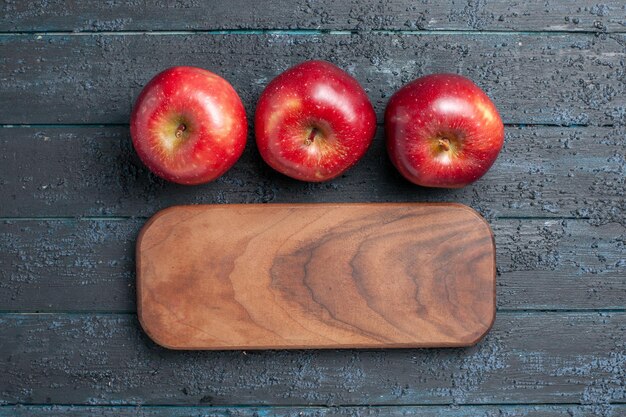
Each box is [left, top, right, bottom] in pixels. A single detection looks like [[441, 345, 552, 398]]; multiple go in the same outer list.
[[136, 203, 495, 350]]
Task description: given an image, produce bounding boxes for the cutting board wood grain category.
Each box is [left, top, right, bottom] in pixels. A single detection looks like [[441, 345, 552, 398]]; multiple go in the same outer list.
[[136, 203, 496, 350]]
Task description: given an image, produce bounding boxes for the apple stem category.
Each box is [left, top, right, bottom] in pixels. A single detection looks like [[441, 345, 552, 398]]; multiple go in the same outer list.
[[304, 128, 318, 146], [438, 138, 451, 152], [175, 123, 187, 139]]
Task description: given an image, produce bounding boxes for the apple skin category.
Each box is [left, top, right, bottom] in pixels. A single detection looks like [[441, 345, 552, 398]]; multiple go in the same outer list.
[[255, 60, 377, 182], [385, 74, 504, 188], [130, 66, 247, 185]]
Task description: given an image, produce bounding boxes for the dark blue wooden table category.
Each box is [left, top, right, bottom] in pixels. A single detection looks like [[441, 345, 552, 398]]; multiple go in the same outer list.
[[1, 2, 625, 416]]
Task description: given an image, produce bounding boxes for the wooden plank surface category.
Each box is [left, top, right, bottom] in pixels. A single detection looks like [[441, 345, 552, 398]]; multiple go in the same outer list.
[[2, 0, 626, 33], [136, 203, 496, 349], [1, 218, 624, 313], [1, 33, 625, 125], [2, 404, 626, 417], [1, 1, 625, 414], [1, 312, 624, 406], [1, 125, 624, 220]]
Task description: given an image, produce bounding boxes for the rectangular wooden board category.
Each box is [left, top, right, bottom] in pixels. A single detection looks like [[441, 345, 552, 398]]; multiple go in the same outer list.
[[136, 203, 496, 350]]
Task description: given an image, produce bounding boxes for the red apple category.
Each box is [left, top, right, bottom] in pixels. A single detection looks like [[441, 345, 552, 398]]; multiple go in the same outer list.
[[130, 66, 247, 185], [385, 74, 504, 188], [255, 60, 377, 182]]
